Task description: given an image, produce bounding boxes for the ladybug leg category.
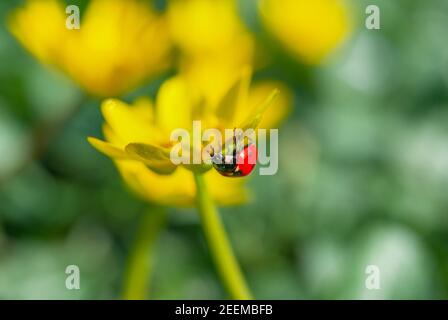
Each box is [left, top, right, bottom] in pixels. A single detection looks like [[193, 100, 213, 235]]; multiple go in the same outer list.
[[232, 128, 237, 160], [208, 145, 215, 157], [209, 145, 225, 165]]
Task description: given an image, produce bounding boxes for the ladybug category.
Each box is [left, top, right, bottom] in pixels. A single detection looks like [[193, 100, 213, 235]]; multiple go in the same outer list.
[[210, 131, 258, 177]]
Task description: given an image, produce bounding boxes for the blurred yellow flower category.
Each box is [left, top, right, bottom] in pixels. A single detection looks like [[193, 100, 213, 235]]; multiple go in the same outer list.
[[168, 0, 290, 136], [168, 0, 252, 56], [88, 72, 291, 207], [259, 0, 352, 64], [168, 0, 254, 107], [9, 0, 171, 97]]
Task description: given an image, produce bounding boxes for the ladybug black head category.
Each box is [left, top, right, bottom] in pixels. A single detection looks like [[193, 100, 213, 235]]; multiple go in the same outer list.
[[211, 152, 237, 175]]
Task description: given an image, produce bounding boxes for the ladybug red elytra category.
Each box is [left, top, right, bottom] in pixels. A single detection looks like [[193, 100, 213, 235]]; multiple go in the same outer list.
[[210, 131, 258, 177]]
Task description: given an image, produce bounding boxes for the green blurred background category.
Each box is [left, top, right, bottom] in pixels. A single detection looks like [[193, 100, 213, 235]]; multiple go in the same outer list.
[[1, 0, 448, 299]]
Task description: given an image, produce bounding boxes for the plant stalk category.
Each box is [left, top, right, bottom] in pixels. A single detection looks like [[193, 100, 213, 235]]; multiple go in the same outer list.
[[193, 173, 253, 300], [122, 207, 166, 300]]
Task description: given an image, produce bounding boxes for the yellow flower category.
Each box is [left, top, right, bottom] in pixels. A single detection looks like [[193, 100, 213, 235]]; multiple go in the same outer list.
[[168, 0, 254, 107], [167, 0, 291, 137], [168, 0, 252, 57], [8, 0, 171, 97], [259, 0, 352, 64], [88, 72, 291, 207]]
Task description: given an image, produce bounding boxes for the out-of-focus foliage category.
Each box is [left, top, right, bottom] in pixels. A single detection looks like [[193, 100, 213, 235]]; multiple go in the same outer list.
[[1, 0, 448, 299]]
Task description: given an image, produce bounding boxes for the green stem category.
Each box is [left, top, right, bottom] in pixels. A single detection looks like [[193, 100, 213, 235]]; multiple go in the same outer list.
[[122, 207, 166, 300], [193, 173, 253, 300]]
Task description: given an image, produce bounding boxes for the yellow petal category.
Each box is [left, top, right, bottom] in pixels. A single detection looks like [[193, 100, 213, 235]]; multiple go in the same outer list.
[[64, 0, 172, 97], [131, 97, 155, 124], [155, 76, 192, 132], [179, 52, 253, 110], [8, 0, 68, 64], [260, 0, 351, 64], [114, 161, 249, 207], [87, 137, 128, 159], [115, 161, 197, 206], [102, 123, 124, 146], [215, 67, 252, 126], [168, 0, 247, 55], [114, 160, 151, 200], [101, 98, 157, 146]]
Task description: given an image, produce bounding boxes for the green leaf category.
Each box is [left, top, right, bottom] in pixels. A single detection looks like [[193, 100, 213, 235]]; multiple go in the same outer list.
[[125, 143, 177, 175], [183, 162, 213, 174]]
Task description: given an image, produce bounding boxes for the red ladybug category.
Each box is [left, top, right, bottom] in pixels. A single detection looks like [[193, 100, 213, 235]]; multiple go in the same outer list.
[[210, 133, 257, 177]]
